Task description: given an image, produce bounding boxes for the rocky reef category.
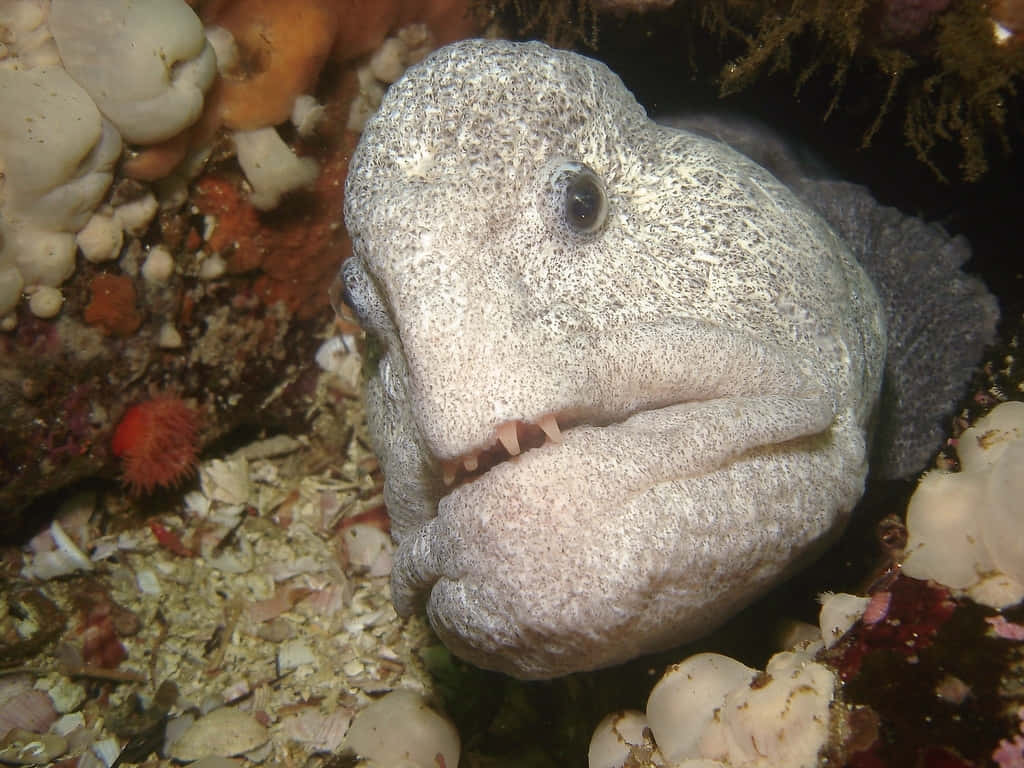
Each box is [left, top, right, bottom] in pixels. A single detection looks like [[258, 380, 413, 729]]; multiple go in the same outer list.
[[0, 0, 478, 521]]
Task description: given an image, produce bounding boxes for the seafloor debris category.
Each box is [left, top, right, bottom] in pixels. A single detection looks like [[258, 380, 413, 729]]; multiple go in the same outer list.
[[1, 386, 452, 768]]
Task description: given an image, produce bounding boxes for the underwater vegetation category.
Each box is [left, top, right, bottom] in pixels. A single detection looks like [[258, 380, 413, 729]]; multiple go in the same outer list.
[[716, 0, 1024, 182], [481, 0, 1024, 181], [475, 0, 602, 46]]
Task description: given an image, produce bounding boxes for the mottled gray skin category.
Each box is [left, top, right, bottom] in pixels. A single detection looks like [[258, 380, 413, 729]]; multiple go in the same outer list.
[[341, 39, 985, 679]]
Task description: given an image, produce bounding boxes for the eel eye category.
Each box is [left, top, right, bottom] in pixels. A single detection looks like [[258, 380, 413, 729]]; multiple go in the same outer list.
[[330, 260, 363, 321], [566, 172, 606, 233], [552, 162, 608, 236], [331, 256, 390, 335]]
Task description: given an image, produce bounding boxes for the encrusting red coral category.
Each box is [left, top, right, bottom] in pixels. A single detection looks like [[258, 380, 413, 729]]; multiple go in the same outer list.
[[112, 395, 200, 495], [84, 274, 143, 337], [193, 158, 353, 318]]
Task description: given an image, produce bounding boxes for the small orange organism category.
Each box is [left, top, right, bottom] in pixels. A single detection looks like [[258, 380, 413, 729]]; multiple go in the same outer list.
[[112, 395, 200, 495], [84, 274, 143, 337]]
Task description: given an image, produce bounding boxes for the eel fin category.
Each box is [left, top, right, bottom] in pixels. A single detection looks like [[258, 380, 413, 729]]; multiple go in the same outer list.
[[661, 113, 1000, 477], [799, 178, 999, 477]]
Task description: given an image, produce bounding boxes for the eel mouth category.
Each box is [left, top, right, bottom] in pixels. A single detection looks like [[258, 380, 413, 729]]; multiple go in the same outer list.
[[436, 407, 652, 492], [437, 413, 566, 488], [427, 385, 839, 504], [431, 395, 805, 495], [396, 390, 840, 620], [413, 323, 840, 504]]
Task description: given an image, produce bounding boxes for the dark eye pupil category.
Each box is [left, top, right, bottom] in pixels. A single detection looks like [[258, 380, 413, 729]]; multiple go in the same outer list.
[[565, 173, 606, 233], [568, 182, 599, 224]]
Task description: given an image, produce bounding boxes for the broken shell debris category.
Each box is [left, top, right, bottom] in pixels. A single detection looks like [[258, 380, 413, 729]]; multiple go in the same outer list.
[[6, 399, 458, 768], [344, 689, 460, 768], [166, 708, 269, 762]]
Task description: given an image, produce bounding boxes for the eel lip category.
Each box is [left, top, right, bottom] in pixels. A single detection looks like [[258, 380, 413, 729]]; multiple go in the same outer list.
[[429, 387, 836, 499], [406, 318, 835, 495], [428, 333, 837, 494]]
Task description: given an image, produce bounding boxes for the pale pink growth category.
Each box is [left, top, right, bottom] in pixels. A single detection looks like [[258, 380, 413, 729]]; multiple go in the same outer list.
[[246, 585, 312, 623], [986, 615, 1024, 640], [302, 584, 350, 617], [993, 734, 1024, 768], [0, 684, 58, 735], [862, 591, 892, 625]]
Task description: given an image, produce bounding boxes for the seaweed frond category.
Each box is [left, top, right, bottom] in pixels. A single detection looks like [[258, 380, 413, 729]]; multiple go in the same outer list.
[[474, 0, 600, 48], [712, 0, 1023, 182], [904, 3, 1024, 181]]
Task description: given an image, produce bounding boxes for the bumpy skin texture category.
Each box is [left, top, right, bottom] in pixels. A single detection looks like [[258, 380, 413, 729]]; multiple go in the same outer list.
[[342, 39, 887, 678], [666, 114, 999, 478]]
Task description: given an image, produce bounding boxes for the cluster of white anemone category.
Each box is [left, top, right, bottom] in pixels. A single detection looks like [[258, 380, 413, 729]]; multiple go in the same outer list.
[[590, 644, 837, 768], [588, 585, 896, 768], [901, 400, 1024, 608], [0, 0, 321, 325]]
